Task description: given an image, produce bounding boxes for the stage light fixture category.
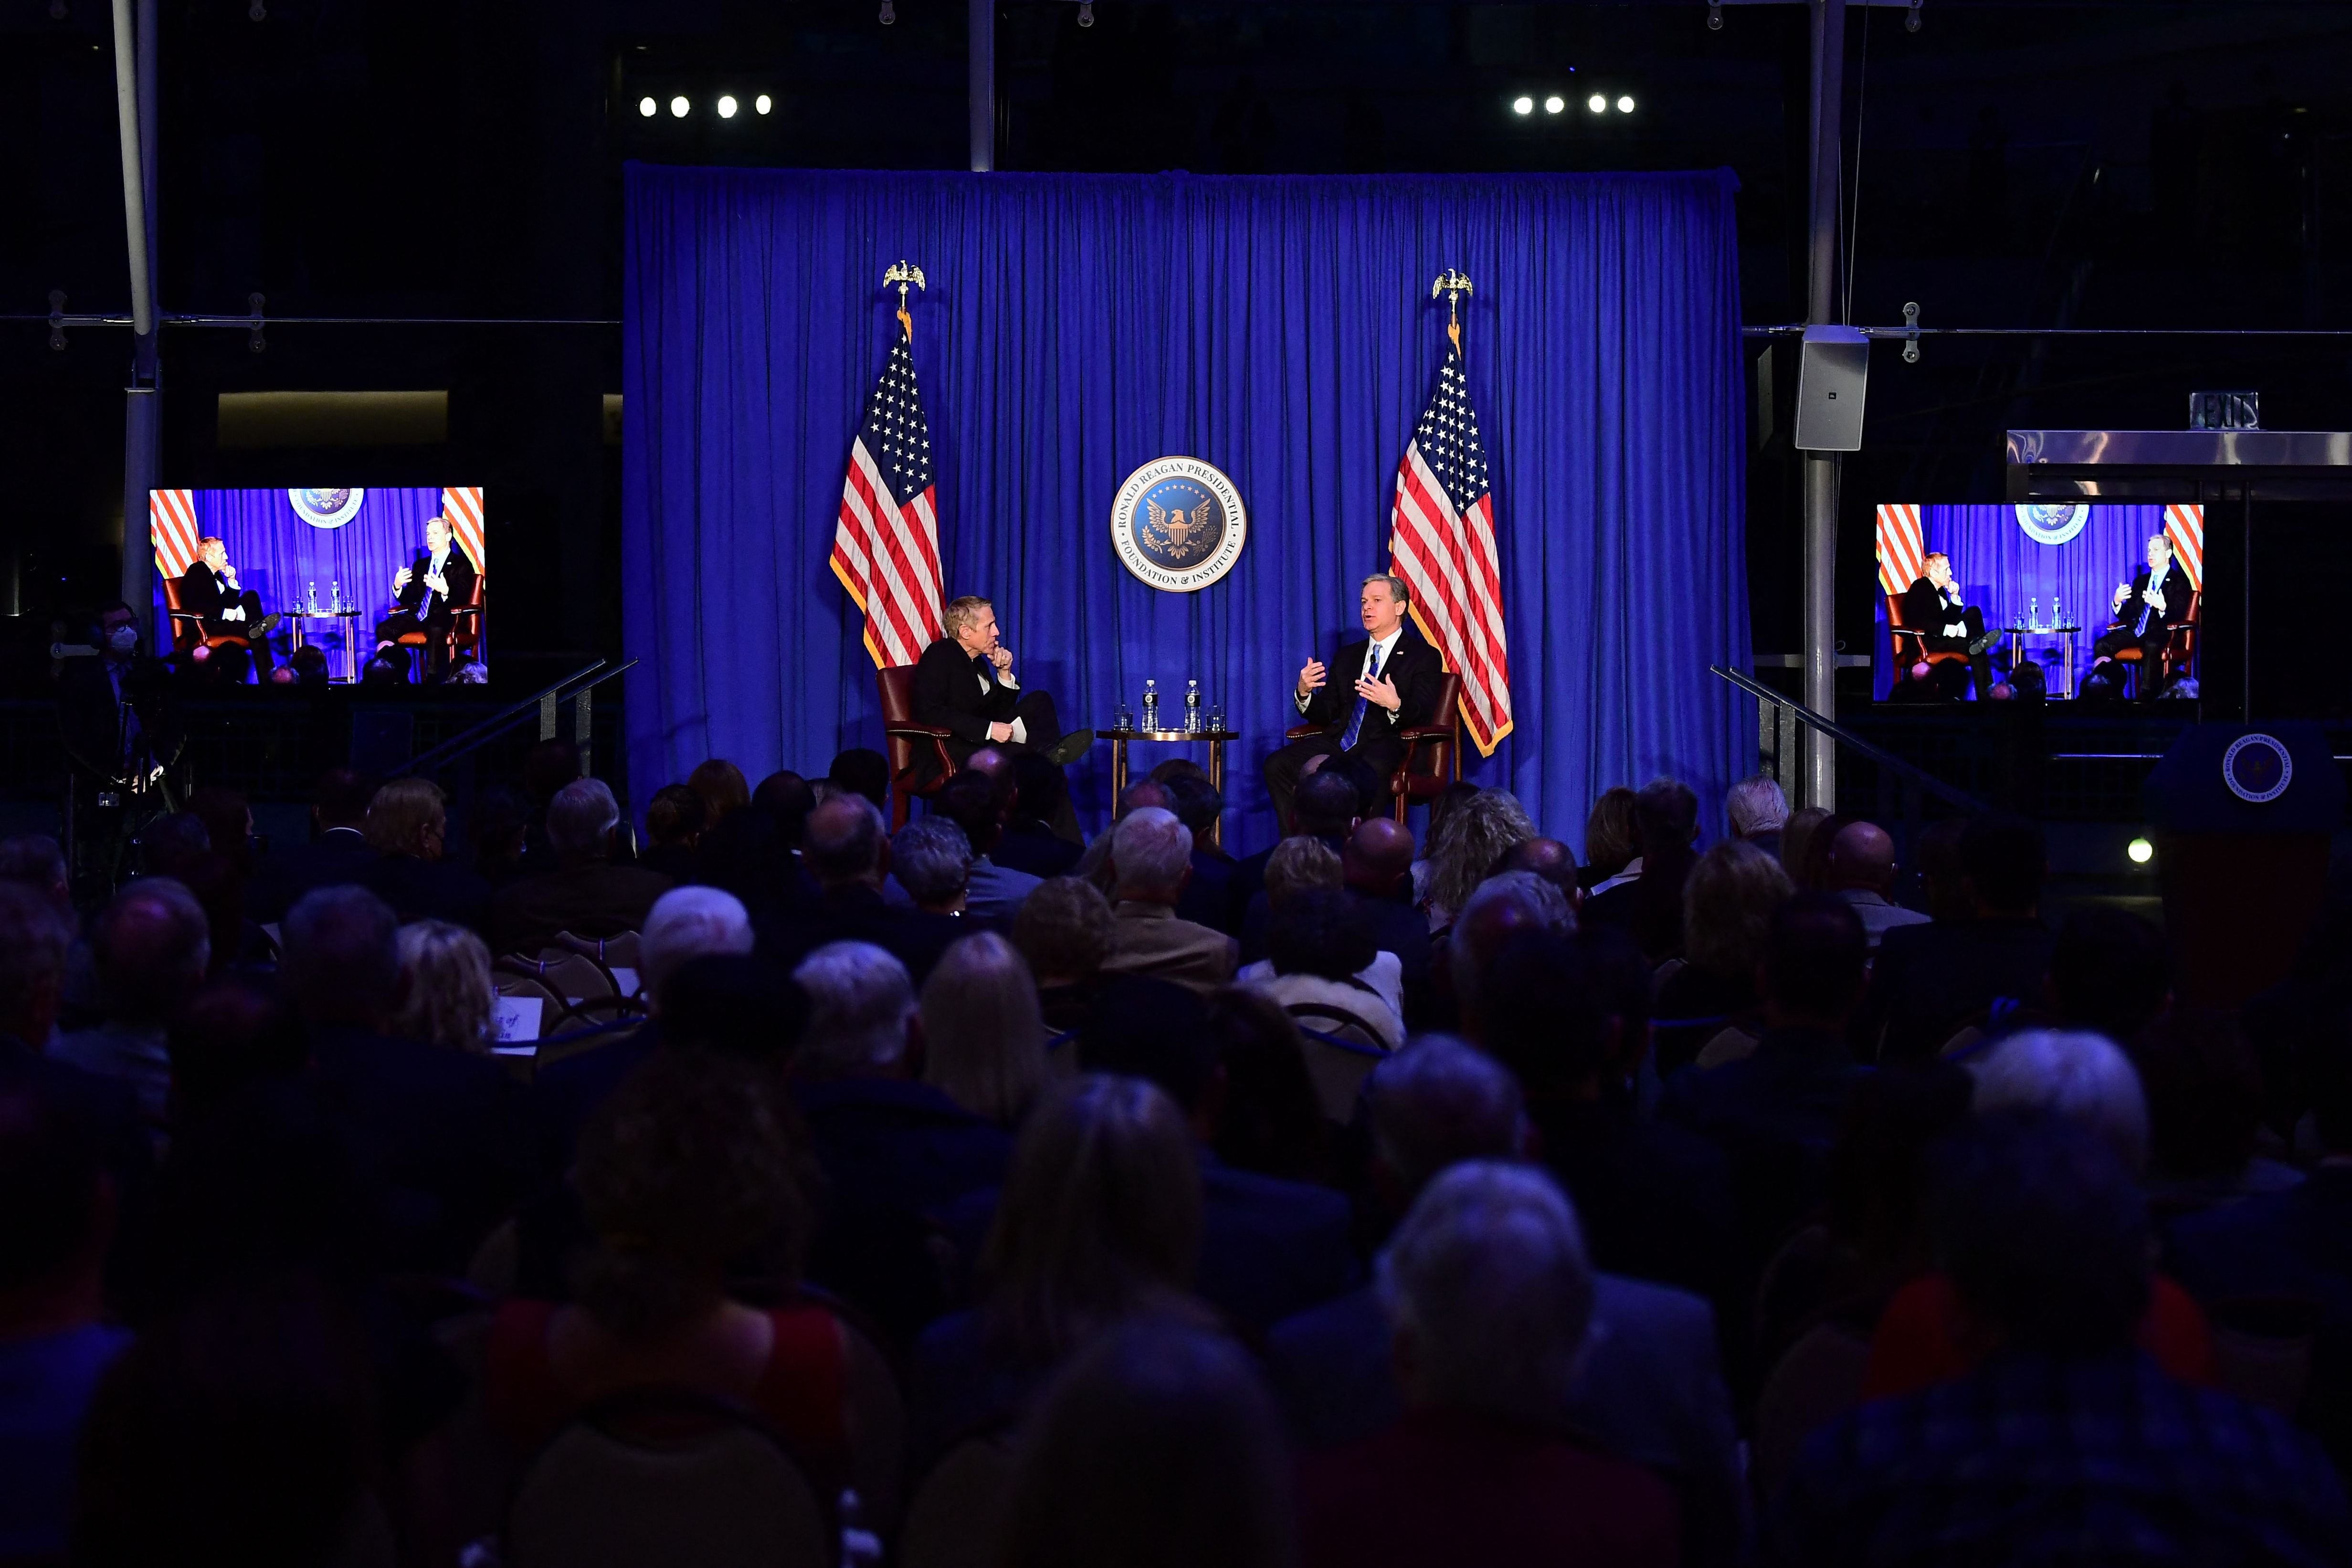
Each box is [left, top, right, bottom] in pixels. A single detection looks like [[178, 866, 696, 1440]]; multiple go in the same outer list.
[[637, 96, 657, 118], [1616, 95, 1635, 113], [669, 95, 689, 118], [718, 94, 738, 118], [755, 94, 773, 115], [879, 0, 895, 23], [1077, 1, 1094, 25], [1543, 95, 1564, 114], [2127, 836, 2154, 865], [1587, 94, 1606, 114], [1511, 96, 1533, 116], [1708, 1, 1722, 28]]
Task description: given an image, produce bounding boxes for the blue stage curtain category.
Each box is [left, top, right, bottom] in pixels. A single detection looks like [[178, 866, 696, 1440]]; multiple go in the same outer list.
[[622, 167, 1751, 851], [163, 487, 444, 675], [1871, 504, 2176, 698]]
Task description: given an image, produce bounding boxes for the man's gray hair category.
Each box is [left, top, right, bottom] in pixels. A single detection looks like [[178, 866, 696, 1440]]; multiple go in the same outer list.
[[1378, 1160, 1593, 1423], [2148, 533, 2173, 554], [1361, 572, 1411, 608], [1969, 1028, 2150, 1175], [1447, 869, 1574, 1012], [1370, 1036, 1526, 1196], [894, 818, 973, 906], [284, 883, 401, 1022], [804, 793, 887, 883], [547, 777, 621, 860], [1110, 808, 1192, 902], [91, 879, 211, 1024], [793, 939, 916, 1075], [640, 885, 754, 1003], [1725, 775, 1790, 839]]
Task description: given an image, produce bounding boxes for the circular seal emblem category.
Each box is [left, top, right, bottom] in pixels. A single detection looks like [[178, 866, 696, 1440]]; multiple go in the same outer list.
[[288, 488, 365, 529], [2222, 732, 2293, 805], [1111, 458, 1246, 593], [2014, 502, 2089, 546]]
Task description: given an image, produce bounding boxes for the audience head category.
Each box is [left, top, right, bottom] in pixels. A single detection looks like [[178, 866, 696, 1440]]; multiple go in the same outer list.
[[312, 767, 376, 833], [642, 885, 756, 1008], [2049, 907, 2169, 1044], [166, 979, 309, 1125], [522, 738, 581, 807], [1826, 820, 1900, 895], [644, 783, 708, 850], [1380, 1161, 1593, 1426], [1487, 836, 1577, 900], [185, 788, 254, 875], [573, 1050, 812, 1339], [1793, 812, 1853, 892], [660, 955, 809, 1059], [1778, 805, 1831, 886], [1968, 1028, 2150, 1174], [1161, 773, 1223, 845], [469, 783, 531, 881], [1291, 766, 1365, 841], [751, 769, 816, 846], [1426, 788, 1538, 919], [391, 921, 494, 1053], [0, 833, 71, 913], [827, 748, 891, 810], [894, 817, 974, 912], [1000, 1320, 1293, 1568], [803, 792, 889, 889], [1264, 835, 1343, 909], [1633, 776, 1699, 855], [921, 933, 1049, 1126], [1726, 774, 1790, 841], [1480, 929, 1614, 1104], [1343, 817, 1415, 898], [546, 777, 623, 866], [1147, 758, 1209, 787], [1930, 1111, 2151, 1357], [1582, 786, 1638, 878], [1110, 807, 1192, 905], [137, 812, 210, 881], [1078, 977, 1216, 1120], [1760, 891, 1868, 1029], [980, 1074, 1203, 1361], [1266, 886, 1377, 982], [1010, 750, 1069, 826], [1115, 780, 1171, 820], [686, 758, 750, 826], [1369, 1036, 1526, 1201], [1422, 780, 1484, 859], [281, 885, 402, 1031], [0, 1067, 111, 1317], [90, 877, 211, 1027], [962, 747, 1016, 788], [1014, 877, 1116, 989], [363, 776, 448, 862], [1447, 870, 1574, 1037], [0, 882, 73, 1045], [938, 767, 1010, 859], [1203, 988, 1327, 1182], [792, 940, 917, 1079], [1682, 838, 1794, 983], [2130, 1010, 2267, 1181], [1916, 816, 1972, 921], [1961, 812, 2046, 917]]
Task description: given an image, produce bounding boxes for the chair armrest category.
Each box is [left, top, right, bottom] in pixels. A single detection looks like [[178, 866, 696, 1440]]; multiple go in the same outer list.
[[883, 721, 956, 740], [1284, 724, 1321, 741], [1395, 723, 1454, 743]]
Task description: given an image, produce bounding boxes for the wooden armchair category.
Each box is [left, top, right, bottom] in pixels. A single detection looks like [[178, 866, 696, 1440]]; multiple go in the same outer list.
[[1285, 669, 1463, 824], [161, 574, 253, 661], [2102, 588, 2201, 695], [877, 663, 956, 829], [1884, 592, 1971, 679], [392, 570, 485, 679]]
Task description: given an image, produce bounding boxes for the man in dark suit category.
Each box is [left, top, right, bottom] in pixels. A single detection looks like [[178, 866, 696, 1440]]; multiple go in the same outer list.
[[248, 768, 380, 923], [1852, 813, 2055, 1063], [176, 537, 280, 676], [1264, 573, 1444, 830], [2092, 533, 2183, 696], [373, 514, 477, 681], [911, 595, 1090, 782], [490, 777, 672, 955], [759, 792, 961, 985], [1900, 551, 1991, 698], [59, 602, 183, 789]]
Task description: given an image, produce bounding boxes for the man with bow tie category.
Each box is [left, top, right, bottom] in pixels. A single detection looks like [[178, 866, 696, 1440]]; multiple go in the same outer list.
[[176, 536, 281, 676], [374, 514, 477, 681], [1263, 573, 1444, 830], [1900, 552, 1993, 698], [911, 596, 1091, 785]]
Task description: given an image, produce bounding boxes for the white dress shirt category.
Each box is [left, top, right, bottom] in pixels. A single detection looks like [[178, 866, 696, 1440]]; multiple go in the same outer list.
[[978, 656, 1025, 744]]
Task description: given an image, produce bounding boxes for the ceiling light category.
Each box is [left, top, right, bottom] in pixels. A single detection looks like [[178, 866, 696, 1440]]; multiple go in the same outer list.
[[755, 94, 773, 115], [637, 96, 656, 118], [1587, 93, 1606, 114], [1543, 95, 1565, 114], [1616, 95, 1635, 113], [1511, 96, 1533, 115], [669, 95, 689, 118], [717, 94, 738, 118], [2127, 836, 2154, 865]]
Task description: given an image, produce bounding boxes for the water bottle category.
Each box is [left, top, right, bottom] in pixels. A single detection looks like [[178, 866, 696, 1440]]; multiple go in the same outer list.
[[2052, 594, 2064, 630], [306, 580, 319, 614], [331, 579, 343, 613], [1141, 680, 1159, 731], [2028, 596, 2038, 631], [1185, 679, 1202, 733]]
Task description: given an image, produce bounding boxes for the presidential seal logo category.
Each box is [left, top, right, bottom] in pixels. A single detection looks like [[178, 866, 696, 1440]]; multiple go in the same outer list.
[[288, 488, 365, 530], [2222, 732, 2292, 805], [1111, 457, 1246, 593], [2014, 502, 2088, 546]]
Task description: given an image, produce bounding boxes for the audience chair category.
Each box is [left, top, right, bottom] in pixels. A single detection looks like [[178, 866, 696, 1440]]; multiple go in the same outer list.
[[160, 574, 256, 665], [876, 664, 957, 830], [1282, 670, 1463, 823], [557, 929, 643, 999], [504, 1389, 834, 1568], [393, 570, 486, 681], [786, 1285, 908, 1531], [503, 951, 620, 1012], [2101, 588, 2201, 697], [900, 1432, 1018, 1568], [1884, 592, 1971, 685], [1751, 1320, 1874, 1502], [1290, 1019, 1391, 1124], [492, 969, 567, 1048], [2205, 1294, 2320, 1419]]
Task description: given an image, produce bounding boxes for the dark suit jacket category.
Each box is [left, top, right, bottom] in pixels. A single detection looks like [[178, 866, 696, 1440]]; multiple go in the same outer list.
[[248, 828, 379, 923], [1298, 631, 1445, 756], [2114, 562, 2183, 640], [363, 853, 495, 938], [1854, 916, 2056, 1063], [1901, 577, 1974, 652], [912, 636, 1019, 744], [59, 656, 181, 781], [993, 821, 1084, 880], [758, 884, 969, 987], [1537, 1096, 1740, 1327], [394, 548, 477, 622], [491, 861, 673, 955], [1175, 846, 1238, 935], [173, 565, 246, 624]]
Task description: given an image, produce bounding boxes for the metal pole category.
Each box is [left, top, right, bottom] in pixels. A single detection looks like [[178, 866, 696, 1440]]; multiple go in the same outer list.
[[1800, 0, 1846, 810], [114, 0, 161, 630], [968, 0, 994, 172]]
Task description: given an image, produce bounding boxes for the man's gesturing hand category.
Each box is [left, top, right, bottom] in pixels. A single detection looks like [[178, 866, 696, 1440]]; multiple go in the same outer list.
[[1356, 672, 1402, 712], [1297, 657, 1328, 699]]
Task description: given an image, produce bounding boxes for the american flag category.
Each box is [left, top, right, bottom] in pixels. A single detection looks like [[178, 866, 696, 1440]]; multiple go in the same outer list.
[[1388, 342, 1512, 757], [830, 322, 943, 669], [442, 485, 486, 573], [2163, 503, 2204, 590], [1875, 503, 1926, 594], [150, 488, 201, 579]]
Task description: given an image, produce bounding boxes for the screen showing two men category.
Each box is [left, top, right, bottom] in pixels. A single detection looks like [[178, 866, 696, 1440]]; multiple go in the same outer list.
[[149, 487, 485, 684]]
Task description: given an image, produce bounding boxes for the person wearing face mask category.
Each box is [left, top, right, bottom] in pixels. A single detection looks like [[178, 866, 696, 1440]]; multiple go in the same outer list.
[[174, 537, 280, 677], [374, 515, 477, 682], [59, 603, 183, 790]]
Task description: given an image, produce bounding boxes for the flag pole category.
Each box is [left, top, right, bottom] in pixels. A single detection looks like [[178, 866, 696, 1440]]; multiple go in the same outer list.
[[884, 259, 927, 342], [1431, 268, 1472, 356]]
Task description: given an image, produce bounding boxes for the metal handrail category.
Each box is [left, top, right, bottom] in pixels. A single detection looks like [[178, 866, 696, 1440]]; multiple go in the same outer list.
[[1711, 664, 1988, 814], [393, 659, 635, 778]]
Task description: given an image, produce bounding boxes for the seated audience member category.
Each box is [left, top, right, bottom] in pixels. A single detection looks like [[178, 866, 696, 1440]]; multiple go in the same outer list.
[[1761, 1114, 2350, 1568], [0, 1069, 132, 1563], [2132, 1009, 2302, 1212], [182, 787, 254, 880], [391, 919, 495, 1055], [1342, 819, 1436, 1022], [909, 1074, 1209, 1472], [1585, 777, 1699, 964], [0, 835, 71, 915], [1790, 812, 1853, 893], [791, 941, 1013, 1340], [765, 793, 957, 984], [1415, 788, 1538, 934], [1231, 768, 1365, 933], [686, 756, 750, 831], [1444, 870, 1575, 1042], [752, 768, 817, 843], [1487, 835, 1579, 900], [1161, 773, 1238, 935], [53, 878, 210, 1124], [1855, 812, 2055, 1063], [1579, 785, 1638, 893], [164, 978, 309, 1128], [248, 767, 378, 922], [1204, 989, 1330, 1183], [0, 886, 146, 1191], [921, 932, 1050, 1127], [1072, 780, 1171, 899], [1071, 977, 1356, 1331], [998, 1321, 1293, 1568], [1013, 876, 1117, 1036], [1246, 888, 1403, 1053], [1270, 1038, 1743, 1565], [691, 771, 818, 920], [1099, 809, 1236, 998], [516, 738, 582, 875], [892, 816, 981, 918], [283, 885, 524, 1272], [1297, 1162, 1679, 1568], [492, 778, 672, 955], [1911, 814, 1972, 921], [1660, 893, 1869, 1284], [1239, 834, 1344, 965], [930, 768, 1043, 923], [828, 747, 890, 812], [1653, 839, 1791, 1076], [638, 782, 707, 883], [358, 776, 494, 936], [136, 812, 210, 883], [1826, 820, 1930, 950], [1725, 774, 1790, 860], [2049, 905, 2171, 1045], [993, 751, 1085, 878], [488, 1051, 857, 1478], [1775, 806, 1829, 888], [468, 783, 532, 890]]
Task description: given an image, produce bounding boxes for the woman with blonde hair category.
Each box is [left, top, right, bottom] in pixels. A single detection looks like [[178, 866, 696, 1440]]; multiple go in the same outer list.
[[686, 758, 750, 829], [361, 778, 492, 934], [1414, 789, 1538, 933], [920, 932, 1051, 1126], [1653, 839, 1792, 1074], [393, 919, 496, 1053], [1581, 786, 1638, 888]]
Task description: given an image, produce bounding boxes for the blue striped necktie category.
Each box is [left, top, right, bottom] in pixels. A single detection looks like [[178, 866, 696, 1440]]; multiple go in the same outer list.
[[1340, 642, 1383, 750]]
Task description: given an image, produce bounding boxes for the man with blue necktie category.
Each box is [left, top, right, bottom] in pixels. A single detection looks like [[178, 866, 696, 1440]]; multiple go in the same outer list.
[[374, 514, 477, 681], [1263, 573, 1444, 831]]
